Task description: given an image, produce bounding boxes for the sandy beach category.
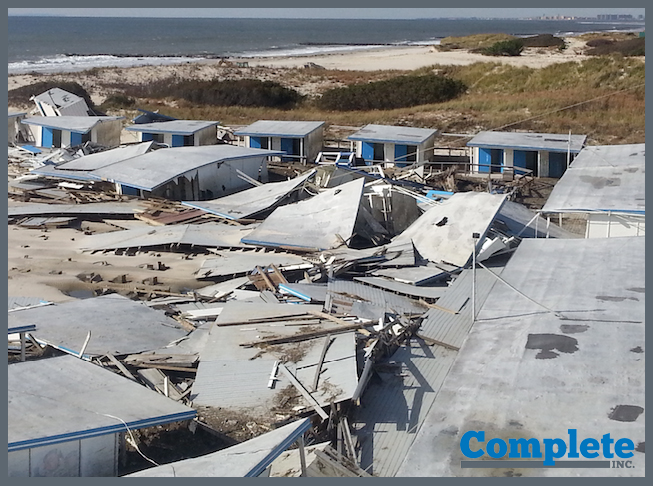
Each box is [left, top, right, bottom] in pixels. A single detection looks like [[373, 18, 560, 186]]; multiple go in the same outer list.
[[8, 37, 594, 108]]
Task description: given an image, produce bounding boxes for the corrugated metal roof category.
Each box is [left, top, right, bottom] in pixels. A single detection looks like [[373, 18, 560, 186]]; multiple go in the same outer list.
[[8, 296, 51, 311], [182, 170, 315, 220], [278, 283, 328, 303], [372, 265, 453, 285], [542, 144, 645, 213], [22, 115, 124, 133], [388, 192, 507, 268], [241, 178, 366, 251], [497, 199, 580, 238], [326, 279, 428, 317], [126, 417, 312, 477], [417, 266, 502, 350], [234, 120, 325, 137], [353, 276, 447, 300], [348, 124, 438, 144], [126, 120, 219, 134], [8, 294, 189, 358], [467, 130, 586, 152], [396, 236, 645, 477], [9, 355, 196, 452], [352, 338, 457, 477]]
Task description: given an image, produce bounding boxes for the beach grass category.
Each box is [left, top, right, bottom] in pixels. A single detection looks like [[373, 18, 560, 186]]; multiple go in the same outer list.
[[119, 55, 644, 145]]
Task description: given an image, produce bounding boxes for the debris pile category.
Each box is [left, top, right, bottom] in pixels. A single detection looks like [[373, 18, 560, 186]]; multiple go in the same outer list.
[[10, 113, 620, 478]]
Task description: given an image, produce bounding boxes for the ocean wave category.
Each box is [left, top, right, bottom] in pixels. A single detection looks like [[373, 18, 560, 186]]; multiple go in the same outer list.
[[8, 54, 208, 75]]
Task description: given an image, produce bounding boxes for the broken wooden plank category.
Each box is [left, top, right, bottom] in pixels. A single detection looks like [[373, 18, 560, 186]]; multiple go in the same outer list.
[[241, 323, 361, 347], [105, 352, 138, 381], [278, 363, 329, 421], [312, 335, 334, 392]]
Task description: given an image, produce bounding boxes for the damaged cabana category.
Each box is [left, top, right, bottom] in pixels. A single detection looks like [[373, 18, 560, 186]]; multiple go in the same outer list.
[[31, 144, 283, 201], [8, 354, 197, 477]]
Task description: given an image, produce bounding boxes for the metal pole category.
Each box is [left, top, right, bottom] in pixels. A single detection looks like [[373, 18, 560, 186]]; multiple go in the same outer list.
[[298, 435, 308, 477], [471, 233, 480, 323]]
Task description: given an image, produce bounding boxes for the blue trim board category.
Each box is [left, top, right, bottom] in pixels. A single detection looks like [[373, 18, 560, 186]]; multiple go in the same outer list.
[[277, 284, 312, 302], [9, 411, 197, 452], [244, 418, 313, 477]]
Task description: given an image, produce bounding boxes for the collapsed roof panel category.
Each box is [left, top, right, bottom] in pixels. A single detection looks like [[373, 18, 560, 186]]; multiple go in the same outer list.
[[32, 141, 155, 174], [7, 294, 189, 357], [241, 177, 366, 251], [388, 192, 507, 268], [78, 223, 256, 251], [195, 251, 310, 280], [8, 355, 196, 453], [182, 170, 315, 221]]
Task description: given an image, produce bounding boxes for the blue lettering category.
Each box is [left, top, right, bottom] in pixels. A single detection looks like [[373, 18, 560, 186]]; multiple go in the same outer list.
[[543, 438, 567, 466], [461, 430, 485, 458], [508, 438, 542, 458], [580, 438, 600, 458], [486, 438, 507, 458], [601, 433, 614, 458], [614, 438, 634, 458], [567, 429, 579, 458]]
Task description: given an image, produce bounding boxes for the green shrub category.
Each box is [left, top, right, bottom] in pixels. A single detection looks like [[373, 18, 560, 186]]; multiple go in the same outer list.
[[480, 39, 524, 57], [99, 93, 135, 110], [586, 38, 645, 57], [158, 79, 302, 109], [316, 74, 467, 111]]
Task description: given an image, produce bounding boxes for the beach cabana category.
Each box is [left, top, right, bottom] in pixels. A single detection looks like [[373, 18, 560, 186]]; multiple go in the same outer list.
[[466, 130, 587, 178], [31, 87, 92, 117], [125, 119, 220, 147], [235, 120, 325, 164], [21, 115, 124, 149], [8, 355, 196, 477], [35, 144, 280, 200], [348, 124, 438, 168], [542, 143, 645, 238]]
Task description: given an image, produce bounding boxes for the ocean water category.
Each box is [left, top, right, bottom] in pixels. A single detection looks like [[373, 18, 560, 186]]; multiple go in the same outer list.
[[8, 16, 645, 75]]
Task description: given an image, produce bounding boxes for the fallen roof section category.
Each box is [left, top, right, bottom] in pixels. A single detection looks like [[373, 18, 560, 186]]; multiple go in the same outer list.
[[195, 250, 310, 280], [241, 177, 366, 251], [78, 223, 256, 251], [7, 294, 189, 357], [182, 169, 315, 220], [542, 143, 645, 214], [32, 141, 155, 175], [397, 236, 645, 477], [125, 417, 312, 477], [8, 354, 196, 452], [388, 192, 507, 268]]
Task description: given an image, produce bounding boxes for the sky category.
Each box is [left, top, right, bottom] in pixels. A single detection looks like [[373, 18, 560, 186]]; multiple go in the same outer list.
[[6, 8, 647, 19]]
